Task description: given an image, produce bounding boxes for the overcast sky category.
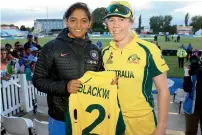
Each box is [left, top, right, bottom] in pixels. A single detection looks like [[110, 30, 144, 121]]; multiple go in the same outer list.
[[1, 0, 202, 28]]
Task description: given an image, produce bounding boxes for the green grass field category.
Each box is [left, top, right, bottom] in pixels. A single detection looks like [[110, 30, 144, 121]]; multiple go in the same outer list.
[[1, 36, 202, 78]]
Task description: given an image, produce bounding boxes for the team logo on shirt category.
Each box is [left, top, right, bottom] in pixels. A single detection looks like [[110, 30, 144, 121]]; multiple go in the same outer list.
[[106, 52, 113, 64], [127, 54, 140, 64], [90, 50, 99, 60]]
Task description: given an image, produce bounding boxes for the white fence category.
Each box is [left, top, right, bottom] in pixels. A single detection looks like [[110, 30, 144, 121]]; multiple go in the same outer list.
[[0, 74, 46, 116]]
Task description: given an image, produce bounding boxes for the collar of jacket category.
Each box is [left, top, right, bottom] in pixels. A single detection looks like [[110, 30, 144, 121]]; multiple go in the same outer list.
[[56, 28, 91, 46]]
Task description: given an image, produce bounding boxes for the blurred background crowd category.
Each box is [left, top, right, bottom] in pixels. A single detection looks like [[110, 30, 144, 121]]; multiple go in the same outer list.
[[1, 34, 41, 81]]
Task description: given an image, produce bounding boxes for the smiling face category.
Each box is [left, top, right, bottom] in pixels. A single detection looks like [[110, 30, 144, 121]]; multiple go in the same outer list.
[[1, 50, 7, 60], [106, 16, 133, 42], [65, 9, 91, 39], [15, 42, 22, 50], [5, 44, 12, 51]]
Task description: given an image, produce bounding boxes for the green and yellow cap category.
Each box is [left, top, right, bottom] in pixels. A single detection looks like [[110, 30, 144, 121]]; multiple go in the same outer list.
[[104, 1, 133, 20]]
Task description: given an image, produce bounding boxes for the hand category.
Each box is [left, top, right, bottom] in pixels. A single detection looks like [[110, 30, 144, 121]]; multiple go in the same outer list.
[[24, 60, 30, 65], [152, 126, 166, 135], [111, 77, 119, 85], [184, 65, 190, 70], [2, 76, 10, 81], [67, 80, 81, 94], [184, 65, 190, 76]]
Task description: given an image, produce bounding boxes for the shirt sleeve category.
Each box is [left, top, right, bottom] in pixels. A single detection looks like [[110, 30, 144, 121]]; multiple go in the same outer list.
[[149, 46, 169, 77]]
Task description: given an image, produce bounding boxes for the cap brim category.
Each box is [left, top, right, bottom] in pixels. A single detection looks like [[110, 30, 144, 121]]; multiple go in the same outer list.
[[31, 49, 39, 52], [30, 49, 38, 52], [103, 13, 130, 20]]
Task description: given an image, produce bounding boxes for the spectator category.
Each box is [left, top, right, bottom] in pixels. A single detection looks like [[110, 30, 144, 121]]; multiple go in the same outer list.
[[183, 55, 202, 135], [186, 43, 193, 61], [177, 46, 187, 68], [1, 48, 8, 65], [154, 34, 158, 41], [177, 35, 180, 42], [24, 46, 37, 81], [192, 49, 199, 57], [30, 61, 36, 74], [28, 47, 38, 63], [167, 35, 170, 41], [5, 43, 13, 52], [18, 47, 24, 57], [165, 34, 167, 42], [171, 35, 174, 41], [1, 48, 10, 80], [34, 36, 42, 50], [96, 40, 103, 50], [12, 50, 21, 59], [181, 44, 186, 50], [22, 46, 34, 81], [6, 52, 20, 74], [14, 41, 22, 51], [24, 34, 36, 49], [18, 47, 25, 65], [6, 51, 14, 61], [24, 45, 31, 59], [18, 45, 30, 67], [24, 65, 32, 81]]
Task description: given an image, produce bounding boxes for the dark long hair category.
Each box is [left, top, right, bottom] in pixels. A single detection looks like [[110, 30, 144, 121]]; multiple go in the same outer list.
[[64, 2, 91, 21]]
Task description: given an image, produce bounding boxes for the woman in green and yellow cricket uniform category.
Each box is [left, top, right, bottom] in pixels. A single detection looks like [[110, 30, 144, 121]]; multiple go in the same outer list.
[[102, 1, 170, 135]]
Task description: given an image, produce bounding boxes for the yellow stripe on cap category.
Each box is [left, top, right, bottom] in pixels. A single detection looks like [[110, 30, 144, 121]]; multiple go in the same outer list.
[[110, 1, 133, 16]]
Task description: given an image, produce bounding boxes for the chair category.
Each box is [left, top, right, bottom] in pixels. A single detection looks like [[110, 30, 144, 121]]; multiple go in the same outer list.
[[34, 94, 48, 115], [1, 115, 33, 135], [33, 119, 48, 135], [173, 88, 186, 114]]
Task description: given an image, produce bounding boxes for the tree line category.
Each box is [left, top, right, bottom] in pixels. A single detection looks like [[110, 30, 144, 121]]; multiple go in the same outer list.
[[148, 13, 202, 34]]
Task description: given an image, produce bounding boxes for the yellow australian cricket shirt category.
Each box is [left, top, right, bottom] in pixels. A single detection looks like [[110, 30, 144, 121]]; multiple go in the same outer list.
[[102, 34, 169, 118], [66, 71, 125, 135]]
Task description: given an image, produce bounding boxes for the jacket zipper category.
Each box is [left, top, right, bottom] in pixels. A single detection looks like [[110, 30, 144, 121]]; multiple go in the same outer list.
[[78, 44, 87, 77], [68, 41, 86, 77], [78, 49, 84, 77]]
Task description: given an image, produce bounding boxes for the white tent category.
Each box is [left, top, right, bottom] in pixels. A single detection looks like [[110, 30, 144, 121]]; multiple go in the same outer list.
[[195, 29, 202, 36]]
